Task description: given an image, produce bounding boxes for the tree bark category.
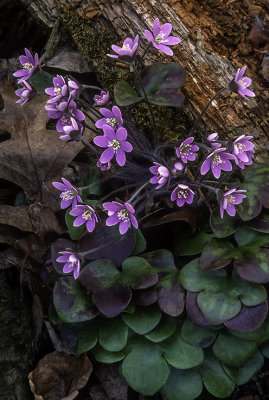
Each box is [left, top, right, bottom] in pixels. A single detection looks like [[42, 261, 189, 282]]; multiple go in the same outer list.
[[19, 0, 269, 142]]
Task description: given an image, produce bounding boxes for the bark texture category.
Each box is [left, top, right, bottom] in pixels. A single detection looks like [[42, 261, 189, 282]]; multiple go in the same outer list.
[[19, 0, 269, 142]]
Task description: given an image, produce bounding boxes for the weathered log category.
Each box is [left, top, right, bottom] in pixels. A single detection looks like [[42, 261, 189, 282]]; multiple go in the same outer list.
[[19, 0, 269, 142]]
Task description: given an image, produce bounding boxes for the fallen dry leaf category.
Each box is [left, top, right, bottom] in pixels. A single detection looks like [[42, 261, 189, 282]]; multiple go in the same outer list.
[[28, 351, 92, 400]]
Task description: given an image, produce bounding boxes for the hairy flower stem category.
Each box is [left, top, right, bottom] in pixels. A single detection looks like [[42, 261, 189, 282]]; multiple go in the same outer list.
[[81, 136, 100, 155], [79, 175, 112, 192], [132, 62, 159, 147], [77, 98, 101, 118], [83, 121, 100, 135], [189, 87, 227, 137], [128, 181, 151, 204], [81, 84, 104, 91], [98, 184, 138, 204]]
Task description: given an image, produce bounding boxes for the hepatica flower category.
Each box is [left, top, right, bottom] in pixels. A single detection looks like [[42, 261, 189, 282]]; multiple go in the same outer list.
[[46, 100, 85, 134], [145, 18, 181, 56], [171, 184, 194, 207], [200, 148, 235, 179], [150, 162, 170, 189], [94, 91, 109, 106], [93, 125, 132, 167], [13, 48, 39, 83], [15, 80, 32, 105], [95, 106, 123, 131], [97, 160, 111, 171], [56, 251, 81, 279], [232, 135, 255, 168], [107, 35, 139, 58], [220, 189, 247, 218], [45, 75, 67, 103], [176, 137, 199, 163], [103, 202, 138, 235], [70, 205, 98, 232], [52, 178, 82, 209], [206, 133, 221, 149], [230, 66, 255, 99]]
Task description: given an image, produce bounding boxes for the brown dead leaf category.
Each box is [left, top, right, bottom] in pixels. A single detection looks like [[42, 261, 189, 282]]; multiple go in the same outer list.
[[28, 351, 92, 400]]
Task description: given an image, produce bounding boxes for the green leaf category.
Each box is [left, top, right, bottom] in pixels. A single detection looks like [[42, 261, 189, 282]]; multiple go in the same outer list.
[[180, 258, 226, 292], [200, 352, 234, 398], [199, 238, 235, 271], [131, 229, 147, 255], [197, 290, 241, 325], [79, 166, 102, 200], [78, 259, 120, 291], [174, 231, 213, 256], [145, 316, 177, 343], [53, 277, 98, 323], [122, 338, 169, 395], [121, 306, 161, 335], [65, 208, 85, 240], [229, 318, 269, 342], [121, 256, 157, 289], [160, 331, 204, 369], [137, 63, 186, 107], [181, 319, 217, 348], [28, 72, 53, 92], [213, 333, 257, 367], [60, 321, 98, 354], [210, 207, 239, 238], [99, 317, 128, 352], [222, 350, 264, 385], [232, 272, 267, 306], [261, 342, 269, 358], [114, 80, 142, 106], [93, 345, 128, 363], [160, 368, 203, 400], [247, 212, 269, 233]]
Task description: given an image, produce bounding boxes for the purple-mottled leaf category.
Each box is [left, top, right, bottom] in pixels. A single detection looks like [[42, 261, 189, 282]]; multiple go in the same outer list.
[[186, 292, 211, 327], [133, 288, 158, 306], [51, 238, 75, 274], [210, 207, 239, 238], [92, 286, 132, 318], [246, 213, 269, 233], [78, 216, 136, 266], [137, 63, 186, 107], [237, 189, 262, 221], [158, 274, 185, 316], [224, 301, 268, 332], [235, 249, 269, 283], [78, 259, 119, 291], [142, 249, 176, 272], [199, 238, 235, 271], [53, 277, 98, 323], [121, 256, 158, 289]]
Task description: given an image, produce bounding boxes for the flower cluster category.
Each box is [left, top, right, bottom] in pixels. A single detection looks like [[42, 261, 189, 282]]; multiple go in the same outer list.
[[45, 76, 85, 141], [13, 48, 39, 104]]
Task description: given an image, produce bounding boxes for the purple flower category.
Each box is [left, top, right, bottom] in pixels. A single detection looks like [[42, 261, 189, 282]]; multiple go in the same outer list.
[[13, 48, 39, 83], [235, 151, 254, 169], [172, 162, 184, 174], [171, 184, 194, 207], [144, 18, 181, 56], [206, 132, 221, 149], [46, 100, 85, 134], [97, 160, 111, 171], [56, 251, 81, 279], [176, 137, 199, 163], [93, 125, 132, 167], [69, 204, 98, 232], [52, 178, 82, 209], [68, 79, 80, 97], [149, 162, 170, 189], [45, 75, 68, 103], [103, 201, 138, 235], [15, 80, 32, 105], [232, 135, 255, 167], [107, 35, 139, 58], [200, 148, 235, 179], [232, 66, 255, 99], [220, 189, 247, 218], [94, 91, 109, 106], [95, 106, 123, 131]]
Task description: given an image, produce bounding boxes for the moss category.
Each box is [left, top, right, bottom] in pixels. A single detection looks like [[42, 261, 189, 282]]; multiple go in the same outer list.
[[60, 6, 191, 142]]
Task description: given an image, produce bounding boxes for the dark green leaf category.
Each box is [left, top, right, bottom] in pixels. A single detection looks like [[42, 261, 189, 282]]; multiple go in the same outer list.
[[213, 333, 257, 367], [122, 338, 169, 395], [247, 212, 269, 233], [28, 72, 53, 92], [145, 316, 177, 343], [60, 321, 98, 354], [78, 259, 120, 291], [160, 368, 203, 400], [121, 306, 161, 335], [200, 351, 234, 398], [199, 238, 235, 271], [174, 231, 213, 256], [65, 208, 85, 240], [131, 229, 147, 256], [181, 319, 217, 348], [223, 350, 264, 385], [261, 342, 269, 358], [114, 80, 142, 106], [121, 256, 158, 289], [53, 277, 98, 323], [210, 207, 239, 238], [99, 317, 128, 352], [93, 345, 128, 363], [142, 249, 176, 271], [160, 331, 204, 369]]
